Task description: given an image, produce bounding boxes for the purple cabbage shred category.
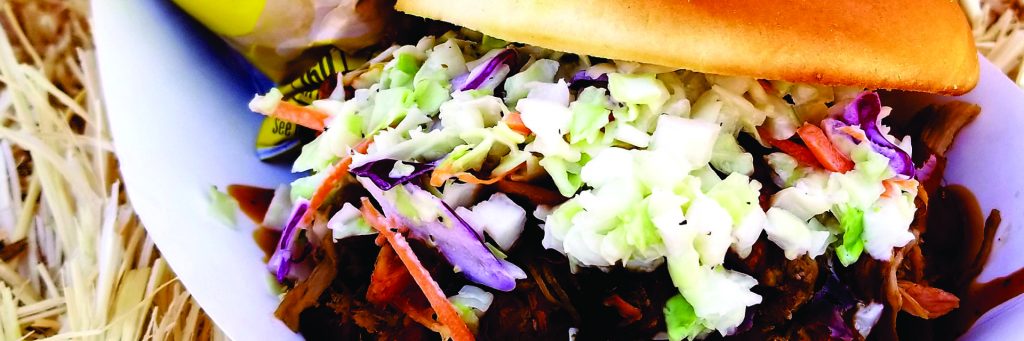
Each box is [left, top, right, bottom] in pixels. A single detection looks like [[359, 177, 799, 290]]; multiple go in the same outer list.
[[837, 92, 915, 177], [568, 70, 609, 90], [357, 179, 526, 291], [457, 49, 517, 91], [915, 154, 938, 182], [268, 199, 311, 283], [350, 159, 435, 191], [799, 267, 858, 340]]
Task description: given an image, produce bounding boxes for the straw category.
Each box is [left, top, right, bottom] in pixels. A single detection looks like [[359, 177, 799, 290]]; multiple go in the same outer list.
[[963, 0, 1024, 87], [0, 0, 223, 339]]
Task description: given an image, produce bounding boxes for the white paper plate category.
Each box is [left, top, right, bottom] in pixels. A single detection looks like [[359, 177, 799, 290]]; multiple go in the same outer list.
[[92, 1, 1024, 340], [93, 0, 299, 340]]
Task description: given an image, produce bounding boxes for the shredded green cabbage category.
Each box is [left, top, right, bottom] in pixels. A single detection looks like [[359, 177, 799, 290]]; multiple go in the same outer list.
[[537, 156, 584, 198], [503, 59, 559, 106], [411, 41, 465, 115], [480, 35, 508, 51], [328, 203, 375, 241], [366, 87, 414, 135], [413, 74, 450, 115], [292, 135, 334, 173], [710, 134, 754, 176], [764, 207, 830, 260], [706, 173, 765, 258], [519, 81, 586, 196], [350, 127, 462, 168], [439, 92, 505, 134], [540, 115, 763, 333], [765, 152, 804, 187], [290, 171, 326, 201], [607, 73, 669, 123], [835, 205, 865, 266], [383, 53, 420, 89], [419, 40, 467, 80], [568, 87, 611, 144], [448, 285, 494, 333], [861, 193, 916, 260], [664, 294, 708, 341], [292, 103, 363, 173], [208, 186, 239, 227], [435, 122, 527, 180]]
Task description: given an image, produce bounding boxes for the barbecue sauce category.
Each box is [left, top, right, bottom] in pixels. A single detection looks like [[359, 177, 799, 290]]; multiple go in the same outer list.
[[227, 185, 279, 259], [955, 257, 1024, 334], [926, 185, 1021, 336], [227, 184, 275, 223]]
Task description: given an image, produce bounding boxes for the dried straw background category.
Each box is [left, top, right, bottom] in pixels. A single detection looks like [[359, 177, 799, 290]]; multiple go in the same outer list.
[[963, 0, 1024, 86], [0, 1, 1019, 340], [0, 0, 226, 339]]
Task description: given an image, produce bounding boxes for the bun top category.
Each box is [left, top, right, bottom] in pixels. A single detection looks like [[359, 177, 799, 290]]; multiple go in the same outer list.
[[396, 0, 979, 95]]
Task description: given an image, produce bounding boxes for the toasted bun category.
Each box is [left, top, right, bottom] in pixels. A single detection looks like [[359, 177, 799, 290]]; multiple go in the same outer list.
[[396, 0, 979, 95]]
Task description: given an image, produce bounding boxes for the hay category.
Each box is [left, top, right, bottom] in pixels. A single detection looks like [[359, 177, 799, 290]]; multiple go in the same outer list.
[[964, 0, 1024, 87], [0, 0, 223, 340]]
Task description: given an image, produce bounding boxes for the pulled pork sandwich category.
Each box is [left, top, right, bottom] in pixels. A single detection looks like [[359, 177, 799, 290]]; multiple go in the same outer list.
[[244, 0, 986, 339]]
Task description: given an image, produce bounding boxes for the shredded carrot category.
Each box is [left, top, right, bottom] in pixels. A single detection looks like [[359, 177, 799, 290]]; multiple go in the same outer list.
[[758, 127, 820, 167], [507, 162, 541, 182], [917, 183, 929, 207], [504, 111, 532, 136], [767, 138, 822, 168], [455, 171, 509, 185], [360, 199, 475, 341], [882, 178, 918, 199], [508, 172, 532, 182], [367, 244, 415, 302], [797, 123, 854, 173], [888, 178, 918, 191], [368, 244, 444, 332], [430, 162, 523, 188], [881, 180, 900, 199], [839, 126, 868, 141], [301, 138, 373, 226], [263, 101, 331, 131], [494, 179, 567, 206], [603, 294, 642, 324], [429, 164, 454, 188], [429, 164, 455, 188], [758, 127, 822, 168]]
